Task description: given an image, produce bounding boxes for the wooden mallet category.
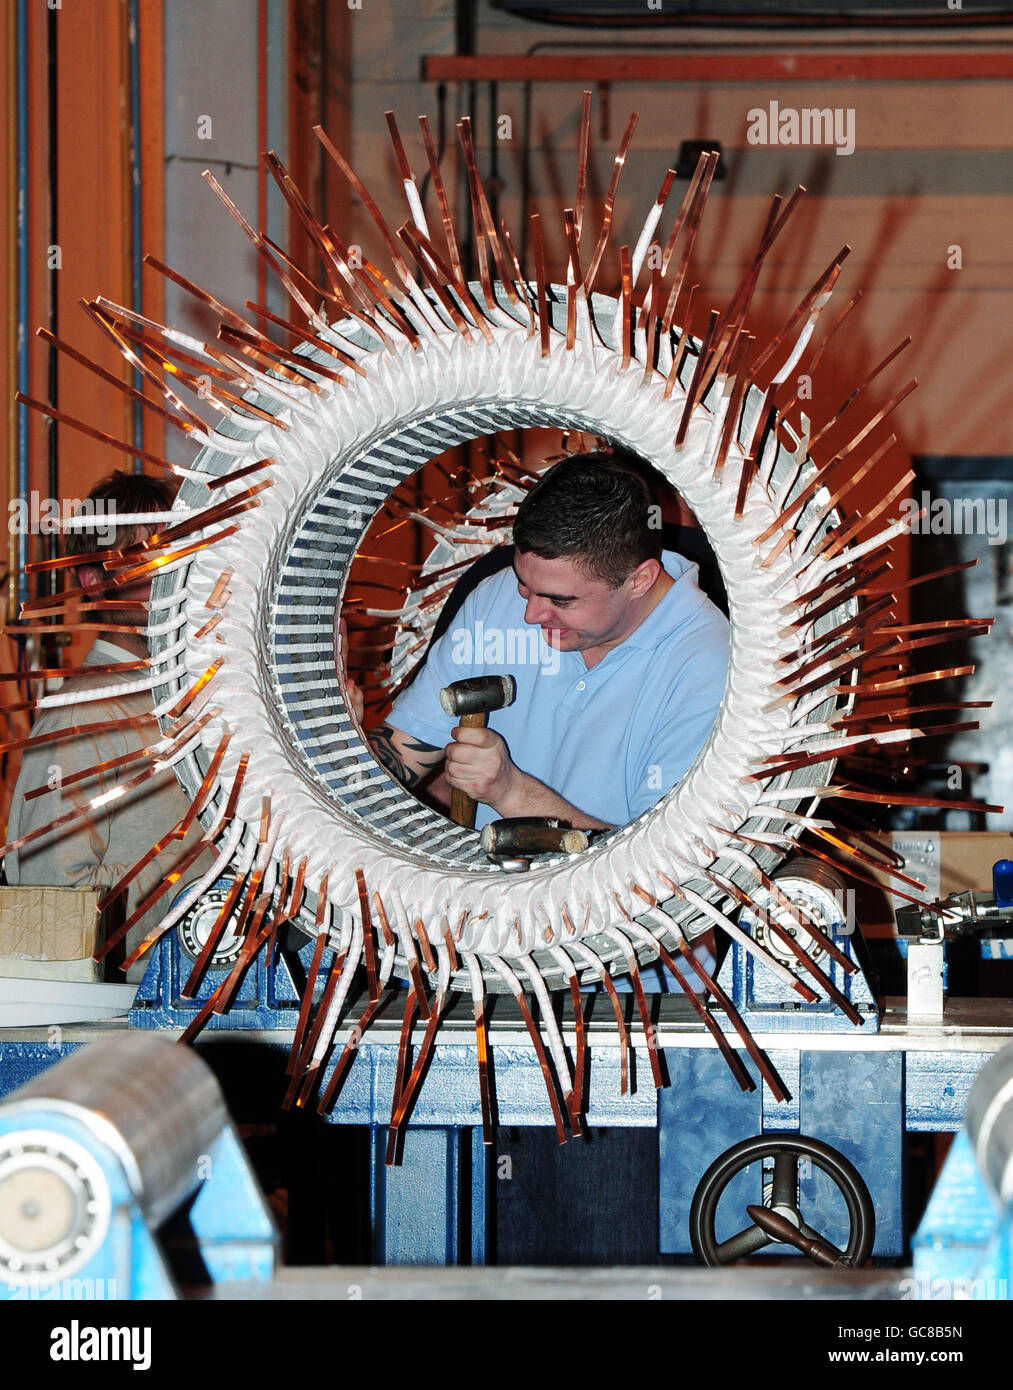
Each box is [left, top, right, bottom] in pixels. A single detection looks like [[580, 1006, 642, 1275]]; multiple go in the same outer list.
[[439, 674, 516, 828]]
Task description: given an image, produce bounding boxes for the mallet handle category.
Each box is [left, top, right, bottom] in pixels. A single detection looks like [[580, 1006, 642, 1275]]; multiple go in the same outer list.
[[450, 711, 487, 828]]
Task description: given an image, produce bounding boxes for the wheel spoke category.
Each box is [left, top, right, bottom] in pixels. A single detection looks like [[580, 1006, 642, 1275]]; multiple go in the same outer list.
[[771, 1149, 798, 1208], [797, 1216, 843, 1253], [714, 1222, 773, 1263]]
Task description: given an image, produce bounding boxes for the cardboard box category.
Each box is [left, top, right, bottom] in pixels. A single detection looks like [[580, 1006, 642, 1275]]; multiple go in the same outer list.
[[855, 831, 1013, 937], [0, 887, 100, 982]]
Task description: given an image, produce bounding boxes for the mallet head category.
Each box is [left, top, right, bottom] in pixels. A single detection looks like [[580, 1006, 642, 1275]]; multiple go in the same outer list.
[[439, 674, 516, 718]]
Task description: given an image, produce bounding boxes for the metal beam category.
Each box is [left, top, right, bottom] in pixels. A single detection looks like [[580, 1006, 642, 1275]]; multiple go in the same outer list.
[[423, 52, 1013, 84]]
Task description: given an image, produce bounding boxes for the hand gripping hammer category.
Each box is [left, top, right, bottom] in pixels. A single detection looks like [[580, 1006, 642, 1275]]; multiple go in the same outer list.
[[439, 675, 516, 828]]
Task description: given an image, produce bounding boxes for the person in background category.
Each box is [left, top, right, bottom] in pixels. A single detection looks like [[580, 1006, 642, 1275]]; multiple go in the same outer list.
[[5, 471, 211, 981]]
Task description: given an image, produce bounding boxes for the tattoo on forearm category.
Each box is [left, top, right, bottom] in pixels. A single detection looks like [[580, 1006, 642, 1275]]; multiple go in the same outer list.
[[368, 723, 441, 789]]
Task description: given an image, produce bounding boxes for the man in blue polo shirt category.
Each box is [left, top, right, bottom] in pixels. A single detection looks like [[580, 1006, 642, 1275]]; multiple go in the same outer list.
[[347, 451, 729, 831]]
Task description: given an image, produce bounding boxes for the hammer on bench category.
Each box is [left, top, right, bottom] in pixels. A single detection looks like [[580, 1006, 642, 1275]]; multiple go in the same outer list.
[[439, 675, 516, 829]]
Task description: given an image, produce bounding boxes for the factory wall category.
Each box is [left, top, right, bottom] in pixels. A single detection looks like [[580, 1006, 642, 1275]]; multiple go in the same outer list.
[[5, 2, 1013, 825]]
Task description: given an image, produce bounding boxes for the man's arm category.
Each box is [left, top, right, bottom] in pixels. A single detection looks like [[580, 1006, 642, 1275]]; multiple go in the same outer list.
[[445, 725, 613, 830], [367, 722, 444, 788]]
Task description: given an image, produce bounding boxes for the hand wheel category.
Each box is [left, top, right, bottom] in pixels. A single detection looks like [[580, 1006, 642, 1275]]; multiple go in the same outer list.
[[689, 1133, 875, 1268]]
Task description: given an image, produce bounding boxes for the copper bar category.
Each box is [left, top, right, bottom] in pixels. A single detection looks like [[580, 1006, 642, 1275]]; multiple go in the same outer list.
[[142, 253, 254, 331], [3, 622, 146, 636], [418, 114, 465, 282], [102, 728, 222, 909], [788, 561, 894, 627], [619, 245, 633, 369], [37, 326, 193, 435], [715, 334, 755, 482], [712, 869, 861, 1024], [261, 851, 292, 975], [834, 700, 988, 727], [456, 119, 496, 309], [574, 89, 592, 243], [82, 301, 208, 433], [3, 741, 172, 863], [660, 153, 718, 333], [178, 992, 221, 1048], [396, 224, 476, 343], [853, 559, 977, 602], [317, 993, 385, 1116], [746, 864, 857, 974], [649, 892, 789, 1101], [24, 705, 217, 807], [259, 230, 342, 306], [777, 631, 899, 692], [675, 309, 719, 446], [0, 657, 145, 685], [781, 591, 896, 661], [246, 300, 369, 376], [817, 461, 917, 561], [313, 124, 413, 283], [471, 986, 496, 1145], [14, 393, 177, 472], [386, 995, 446, 1163], [626, 918, 754, 1093], [592, 954, 630, 1094], [663, 284, 698, 398], [627, 954, 664, 1090], [753, 453, 844, 547], [355, 868, 380, 1004], [412, 918, 438, 974], [828, 664, 974, 697], [396, 221, 494, 344], [776, 289, 863, 418], [761, 917, 855, 1028], [0, 712, 156, 760], [402, 929, 433, 1023], [209, 905, 273, 1016], [584, 112, 640, 292], [530, 213, 551, 358], [565, 973, 587, 1117], [781, 437, 900, 564], [441, 921, 460, 975], [500, 218, 537, 334], [206, 571, 233, 610], [643, 253, 661, 383], [809, 336, 912, 450], [372, 891, 397, 948], [749, 247, 850, 380], [455, 116, 521, 305], [103, 837, 214, 966], [217, 325, 322, 389], [288, 950, 346, 1110], [286, 876, 330, 1076], [389, 987, 419, 1120], [825, 785, 1004, 814], [513, 986, 569, 1144]]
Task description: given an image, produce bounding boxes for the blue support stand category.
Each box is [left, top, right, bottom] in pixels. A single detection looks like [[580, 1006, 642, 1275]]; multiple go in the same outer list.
[[911, 1129, 1013, 1298]]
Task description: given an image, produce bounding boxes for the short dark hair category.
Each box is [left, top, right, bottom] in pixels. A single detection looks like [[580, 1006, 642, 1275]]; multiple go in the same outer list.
[[512, 450, 660, 587], [64, 469, 178, 560]]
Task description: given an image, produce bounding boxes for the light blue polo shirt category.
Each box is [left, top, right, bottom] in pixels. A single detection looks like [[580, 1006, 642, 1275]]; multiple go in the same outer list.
[[390, 550, 730, 829]]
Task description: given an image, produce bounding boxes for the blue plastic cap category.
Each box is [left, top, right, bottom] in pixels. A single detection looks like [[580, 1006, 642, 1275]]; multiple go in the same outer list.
[[992, 858, 1013, 908]]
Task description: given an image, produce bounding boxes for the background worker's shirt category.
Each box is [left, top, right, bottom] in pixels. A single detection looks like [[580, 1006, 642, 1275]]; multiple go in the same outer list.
[[389, 551, 730, 830], [5, 638, 212, 981]]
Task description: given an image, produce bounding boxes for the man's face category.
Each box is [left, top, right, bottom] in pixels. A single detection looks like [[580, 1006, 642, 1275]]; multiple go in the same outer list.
[[78, 525, 157, 620], [513, 549, 636, 654]]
